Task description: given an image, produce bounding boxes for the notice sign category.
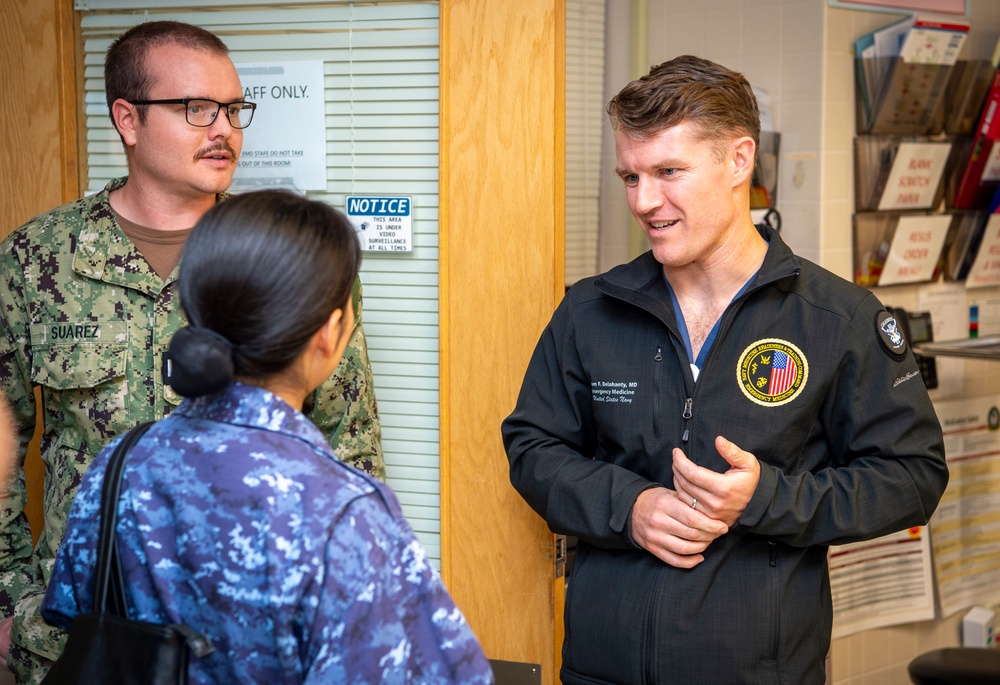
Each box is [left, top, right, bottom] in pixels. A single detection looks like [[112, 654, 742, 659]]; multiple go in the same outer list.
[[231, 60, 327, 192], [878, 214, 951, 285], [878, 142, 952, 211], [345, 196, 413, 252]]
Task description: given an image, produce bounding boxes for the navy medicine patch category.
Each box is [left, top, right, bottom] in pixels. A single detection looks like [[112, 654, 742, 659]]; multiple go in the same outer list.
[[737, 338, 808, 407], [876, 310, 907, 359]]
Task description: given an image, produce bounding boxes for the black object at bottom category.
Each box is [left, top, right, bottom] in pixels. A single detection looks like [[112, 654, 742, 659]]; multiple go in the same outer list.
[[488, 659, 541, 685], [908, 647, 1000, 685]]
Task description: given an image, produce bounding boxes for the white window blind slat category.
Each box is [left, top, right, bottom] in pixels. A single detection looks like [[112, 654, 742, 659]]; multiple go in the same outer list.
[[368, 362, 437, 379], [382, 444, 440, 465], [327, 140, 437, 154], [328, 73, 438, 88], [370, 348, 437, 365], [388, 464, 440, 481], [398, 504, 439, 525], [375, 388, 440, 404], [79, 3, 442, 565], [366, 326, 438, 343], [78, 3, 439, 26]]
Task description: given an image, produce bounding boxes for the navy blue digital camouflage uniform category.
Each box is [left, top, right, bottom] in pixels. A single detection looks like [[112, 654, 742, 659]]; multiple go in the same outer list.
[[42, 382, 491, 684]]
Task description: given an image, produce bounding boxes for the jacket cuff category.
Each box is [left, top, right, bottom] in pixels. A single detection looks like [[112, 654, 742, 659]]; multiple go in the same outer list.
[[619, 482, 664, 548], [733, 462, 777, 533]]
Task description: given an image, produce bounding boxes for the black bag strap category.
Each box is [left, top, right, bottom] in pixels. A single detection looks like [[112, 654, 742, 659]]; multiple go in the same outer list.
[[92, 422, 154, 614], [88, 421, 217, 659]]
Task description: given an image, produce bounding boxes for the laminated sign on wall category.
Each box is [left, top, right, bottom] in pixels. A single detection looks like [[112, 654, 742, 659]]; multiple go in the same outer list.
[[232, 60, 327, 192], [345, 196, 414, 252]]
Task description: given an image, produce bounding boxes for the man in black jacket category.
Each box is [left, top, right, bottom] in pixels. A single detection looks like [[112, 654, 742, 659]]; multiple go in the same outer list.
[[502, 55, 947, 685]]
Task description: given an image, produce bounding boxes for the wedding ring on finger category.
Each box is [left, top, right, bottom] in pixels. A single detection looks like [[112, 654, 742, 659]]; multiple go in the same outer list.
[[690, 498, 698, 509]]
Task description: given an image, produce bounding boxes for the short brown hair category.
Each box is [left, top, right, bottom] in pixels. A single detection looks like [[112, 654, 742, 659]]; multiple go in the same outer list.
[[104, 20, 230, 126], [607, 55, 760, 151]]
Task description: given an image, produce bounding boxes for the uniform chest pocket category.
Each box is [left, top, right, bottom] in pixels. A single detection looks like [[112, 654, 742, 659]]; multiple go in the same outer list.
[[29, 322, 129, 388]]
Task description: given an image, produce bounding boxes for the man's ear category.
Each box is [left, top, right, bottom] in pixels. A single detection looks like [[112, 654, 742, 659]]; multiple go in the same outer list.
[[730, 136, 757, 188], [111, 98, 140, 147]]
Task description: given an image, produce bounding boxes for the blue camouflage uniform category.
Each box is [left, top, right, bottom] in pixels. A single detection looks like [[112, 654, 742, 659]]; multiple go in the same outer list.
[[42, 382, 492, 684], [0, 177, 383, 682]]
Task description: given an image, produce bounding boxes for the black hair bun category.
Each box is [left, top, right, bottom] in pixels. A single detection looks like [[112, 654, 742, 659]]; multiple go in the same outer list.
[[165, 326, 235, 397]]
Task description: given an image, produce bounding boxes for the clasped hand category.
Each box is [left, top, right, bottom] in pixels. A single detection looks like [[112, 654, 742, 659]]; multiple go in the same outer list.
[[630, 436, 760, 569]]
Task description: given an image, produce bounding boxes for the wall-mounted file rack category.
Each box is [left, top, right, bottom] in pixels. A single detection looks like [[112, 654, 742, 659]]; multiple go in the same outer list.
[[849, 17, 1000, 288], [944, 59, 995, 135], [854, 17, 970, 136], [857, 58, 952, 136], [750, 131, 780, 210]]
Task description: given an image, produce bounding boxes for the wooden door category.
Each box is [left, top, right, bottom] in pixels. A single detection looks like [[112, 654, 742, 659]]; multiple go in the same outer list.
[[0, 0, 81, 542], [440, 0, 565, 681]]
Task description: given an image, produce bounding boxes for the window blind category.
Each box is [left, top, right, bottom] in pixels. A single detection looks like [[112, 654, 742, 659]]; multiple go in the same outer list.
[[79, 2, 443, 563], [565, 0, 607, 287]]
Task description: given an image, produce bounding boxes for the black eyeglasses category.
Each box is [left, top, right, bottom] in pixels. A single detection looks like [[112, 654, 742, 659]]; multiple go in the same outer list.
[[129, 98, 257, 129]]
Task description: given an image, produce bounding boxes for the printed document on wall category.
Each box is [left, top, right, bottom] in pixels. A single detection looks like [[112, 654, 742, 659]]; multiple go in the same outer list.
[[232, 60, 327, 192], [830, 527, 936, 638], [930, 394, 1000, 618]]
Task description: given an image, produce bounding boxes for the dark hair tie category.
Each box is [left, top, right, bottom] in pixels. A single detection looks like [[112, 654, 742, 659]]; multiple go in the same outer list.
[[165, 326, 235, 397]]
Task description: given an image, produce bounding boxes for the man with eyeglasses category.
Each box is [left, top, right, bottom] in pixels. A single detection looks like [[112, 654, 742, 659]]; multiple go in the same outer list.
[[0, 20, 383, 683]]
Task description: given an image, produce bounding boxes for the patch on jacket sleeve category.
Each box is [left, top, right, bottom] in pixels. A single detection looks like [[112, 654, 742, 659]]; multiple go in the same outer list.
[[875, 310, 907, 360], [737, 338, 808, 407]]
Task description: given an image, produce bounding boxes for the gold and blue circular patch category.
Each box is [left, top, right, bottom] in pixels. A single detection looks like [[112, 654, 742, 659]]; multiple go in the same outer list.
[[738, 338, 808, 407]]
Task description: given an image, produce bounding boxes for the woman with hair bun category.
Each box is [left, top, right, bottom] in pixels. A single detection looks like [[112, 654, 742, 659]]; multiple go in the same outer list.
[[41, 190, 493, 684]]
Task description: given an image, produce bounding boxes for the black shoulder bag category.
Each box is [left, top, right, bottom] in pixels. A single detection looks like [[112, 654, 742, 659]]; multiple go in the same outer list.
[[42, 422, 215, 685]]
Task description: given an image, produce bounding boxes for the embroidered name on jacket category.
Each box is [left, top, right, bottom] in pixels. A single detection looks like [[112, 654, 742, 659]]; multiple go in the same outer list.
[[591, 380, 638, 404], [737, 338, 808, 407]]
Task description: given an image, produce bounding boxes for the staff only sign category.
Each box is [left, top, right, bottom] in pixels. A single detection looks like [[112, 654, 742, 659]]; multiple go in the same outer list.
[[231, 60, 327, 191], [345, 196, 413, 252]]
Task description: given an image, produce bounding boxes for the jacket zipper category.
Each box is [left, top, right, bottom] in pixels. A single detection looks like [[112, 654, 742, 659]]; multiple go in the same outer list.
[[680, 397, 693, 444], [653, 346, 662, 438]]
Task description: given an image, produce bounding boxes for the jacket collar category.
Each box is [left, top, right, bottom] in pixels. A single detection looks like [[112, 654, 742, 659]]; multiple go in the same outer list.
[[72, 177, 159, 294], [595, 224, 801, 310], [72, 177, 229, 297], [176, 382, 335, 460]]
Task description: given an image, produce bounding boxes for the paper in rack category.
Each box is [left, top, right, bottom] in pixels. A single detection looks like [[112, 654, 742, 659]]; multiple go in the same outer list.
[[965, 213, 1000, 287], [855, 137, 952, 212], [940, 211, 987, 281], [857, 18, 969, 136], [853, 213, 895, 287], [961, 185, 1000, 286], [944, 59, 995, 135], [878, 214, 952, 286], [853, 212, 954, 287]]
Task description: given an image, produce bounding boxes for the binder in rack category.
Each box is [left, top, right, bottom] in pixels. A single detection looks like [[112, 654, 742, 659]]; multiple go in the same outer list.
[[951, 69, 1000, 209]]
